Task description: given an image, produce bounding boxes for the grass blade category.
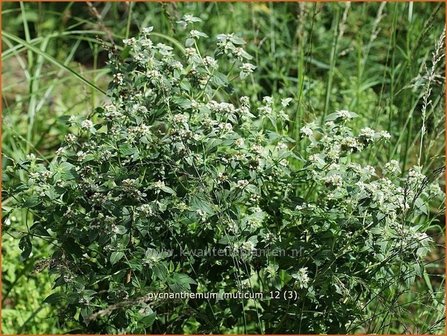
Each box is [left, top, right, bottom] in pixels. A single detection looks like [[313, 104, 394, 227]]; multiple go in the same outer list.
[[3, 31, 107, 95]]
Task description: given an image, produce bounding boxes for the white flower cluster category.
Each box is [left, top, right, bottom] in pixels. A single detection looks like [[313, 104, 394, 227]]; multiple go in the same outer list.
[[303, 115, 392, 163], [336, 109, 355, 120], [203, 56, 218, 70], [81, 119, 93, 130], [240, 63, 256, 79], [301, 125, 313, 137], [207, 100, 236, 114], [299, 113, 444, 260], [236, 179, 249, 189], [216, 33, 252, 61], [383, 160, 401, 176], [258, 96, 274, 116], [293, 267, 310, 289], [177, 14, 202, 29]]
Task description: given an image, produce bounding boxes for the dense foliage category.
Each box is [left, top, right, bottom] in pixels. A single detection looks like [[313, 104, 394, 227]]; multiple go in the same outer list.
[[4, 20, 444, 333]]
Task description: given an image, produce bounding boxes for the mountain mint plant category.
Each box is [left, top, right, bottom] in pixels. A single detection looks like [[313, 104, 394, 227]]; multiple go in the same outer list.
[[4, 16, 444, 333]]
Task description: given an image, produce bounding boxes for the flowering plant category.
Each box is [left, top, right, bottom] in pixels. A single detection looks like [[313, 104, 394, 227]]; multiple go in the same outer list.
[[5, 18, 444, 333]]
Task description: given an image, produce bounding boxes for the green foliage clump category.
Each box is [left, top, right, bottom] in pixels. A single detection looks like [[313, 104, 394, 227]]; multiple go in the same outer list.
[[4, 19, 444, 333], [2, 233, 62, 334]]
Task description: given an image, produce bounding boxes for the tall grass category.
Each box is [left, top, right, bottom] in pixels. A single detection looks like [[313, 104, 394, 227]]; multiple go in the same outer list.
[[2, 2, 445, 333]]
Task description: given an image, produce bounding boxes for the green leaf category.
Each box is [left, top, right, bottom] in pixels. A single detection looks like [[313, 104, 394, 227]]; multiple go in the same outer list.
[[63, 238, 83, 257], [160, 185, 176, 195], [110, 251, 125, 265], [119, 144, 138, 157], [152, 262, 168, 281], [168, 273, 196, 292], [30, 222, 51, 237], [44, 186, 61, 201], [44, 292, 64, 304], [211, 72, 229, 87], [55, 161, 76, 180], [139, 309, 156, 328], [19, 235, 32, 259], [23, 194, 40, 208], [229, 35, 246, 45], [189, 195, 214, 215], [114, 225, 127, 235], [185, 38, 194, 47], [414, 197, 428, 215]]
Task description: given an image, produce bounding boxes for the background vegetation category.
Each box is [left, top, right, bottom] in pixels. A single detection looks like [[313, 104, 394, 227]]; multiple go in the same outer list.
[[2, 2, 445, 334]]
